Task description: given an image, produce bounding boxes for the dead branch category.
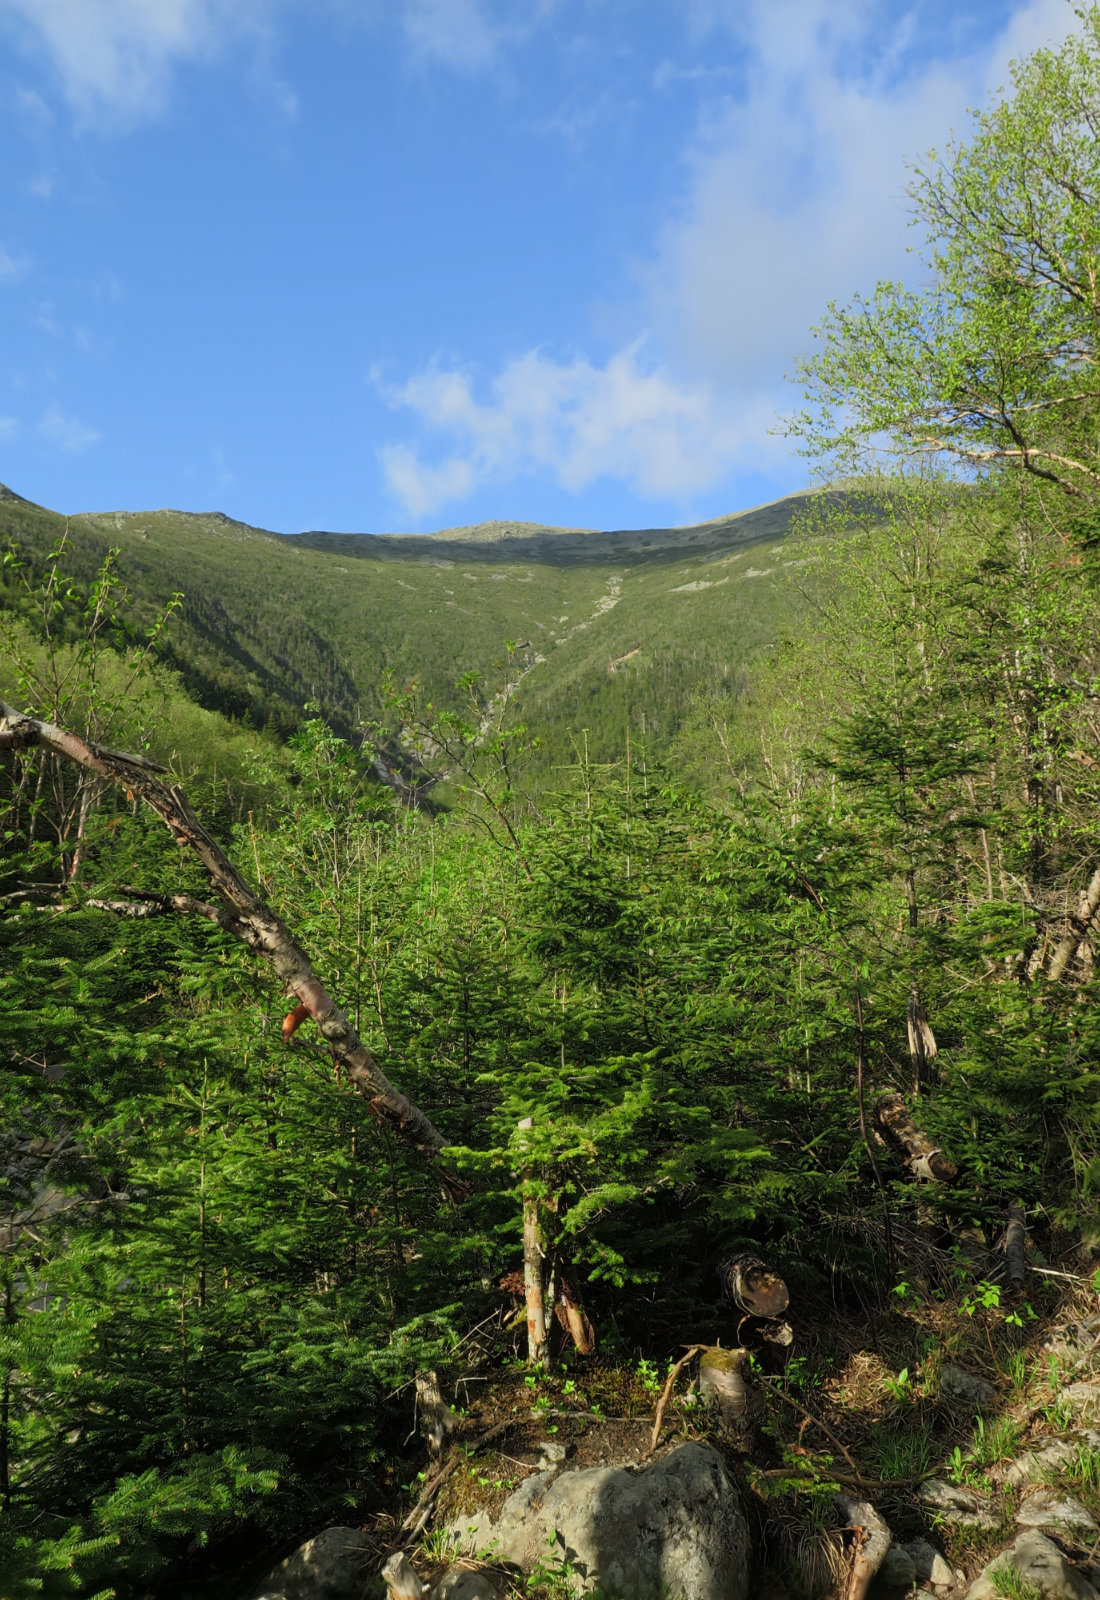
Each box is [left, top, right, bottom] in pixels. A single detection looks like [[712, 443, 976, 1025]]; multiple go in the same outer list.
[[398, 1419, 510, 1535], [0, 702, 452, 1171], [835, 1493, 892, 1600], [647, 1344, 709, 1457], [756, 1376, 862, 1480]]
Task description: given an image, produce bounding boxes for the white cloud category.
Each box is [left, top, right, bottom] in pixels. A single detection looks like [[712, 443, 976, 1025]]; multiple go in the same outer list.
[[0, 0, 274, 120], [376, 343, 775, 518], [643, 0, 1082, 393], [378, 0, 1082, 518], [0, 417, 19, 439], [39, 404, 99, 451]]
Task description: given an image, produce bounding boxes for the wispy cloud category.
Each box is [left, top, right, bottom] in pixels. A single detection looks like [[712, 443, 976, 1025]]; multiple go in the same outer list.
[[643, 0, 1082, 394], [0, 0, 274, 122], [39, 403, 99, 451], [375, 342, 773, 518], [377, 0, 1080, 518], [0, 0, 544, 125], [652, 61, 735, 92], [0, 247, 28, 282], [0, 417, 19, 439], [401, 0, 502, 71], [400, 0, 559, 76]]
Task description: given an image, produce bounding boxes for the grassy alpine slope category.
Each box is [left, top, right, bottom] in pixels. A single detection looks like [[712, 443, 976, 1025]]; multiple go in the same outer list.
[[0, 480, 829, 770]]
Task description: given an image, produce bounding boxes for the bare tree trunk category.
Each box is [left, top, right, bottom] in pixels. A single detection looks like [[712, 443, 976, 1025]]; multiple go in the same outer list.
[[907, 984, 938, 1092], [0, 702, 451, 1169], [517, 1117, 549, 1370]]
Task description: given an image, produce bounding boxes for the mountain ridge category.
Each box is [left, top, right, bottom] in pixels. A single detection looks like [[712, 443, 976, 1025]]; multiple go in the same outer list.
[[1, 479, 824, 564], [0, 480, 831, 767]]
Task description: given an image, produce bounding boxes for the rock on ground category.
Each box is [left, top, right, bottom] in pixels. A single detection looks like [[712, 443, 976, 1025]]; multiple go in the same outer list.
[[965, 1530, 1100, 1600], [1060, 1383, 1100, 1419], [1004, 1435, 1100, 1488], [938, 1364, 996, 1408], [1040, 1318, 1100, 1365], [917, 1479, 998, 1530], [903, 1539, 956, 1589], [879, 1545, 917, 1588], [432, 1573, 502, 1600], [448, 1442, 750, 1600], [249, 1525, 376, 1600], [1015, 1488, 1099, 1535]]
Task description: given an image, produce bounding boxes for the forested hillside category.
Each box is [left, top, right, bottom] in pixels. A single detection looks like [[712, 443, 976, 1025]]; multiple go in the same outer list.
[[6, 13, 1100, 1599], [0, 482, 826, 776]]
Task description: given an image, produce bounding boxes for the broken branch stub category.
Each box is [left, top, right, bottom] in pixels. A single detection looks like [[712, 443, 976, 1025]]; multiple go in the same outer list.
[[0, 702, 453, 1173], [517, 1116, 550, 1370], [835, 1494, 892, 1600], [414, 1370, 459, 1455], [381, 1553, 425, 1600]]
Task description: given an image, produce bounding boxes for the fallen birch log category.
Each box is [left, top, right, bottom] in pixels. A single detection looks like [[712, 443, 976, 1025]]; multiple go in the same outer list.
[[0, 702, 452, 1174], [873, 1093, 957, 1182]]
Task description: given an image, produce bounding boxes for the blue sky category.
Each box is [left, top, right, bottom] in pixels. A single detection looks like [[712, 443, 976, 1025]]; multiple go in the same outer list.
[[0, 0, 1083, 534]]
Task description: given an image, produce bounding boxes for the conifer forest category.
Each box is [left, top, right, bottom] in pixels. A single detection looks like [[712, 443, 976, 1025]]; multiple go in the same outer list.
[[7, 14, 1100, 1599]]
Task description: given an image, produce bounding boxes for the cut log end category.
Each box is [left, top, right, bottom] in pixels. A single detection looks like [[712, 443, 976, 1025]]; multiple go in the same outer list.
[[720, 1252, 790, 1318]]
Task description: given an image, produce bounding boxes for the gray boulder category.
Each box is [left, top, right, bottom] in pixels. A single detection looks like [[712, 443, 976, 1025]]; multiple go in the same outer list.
[[431, 1573, 503, 1600], [1060, 1383, 1100, 1419], [1016, 1488, 1099, 1535], [250, 1526, 376, 1600], [1004, 1435, 1100, 1488], [965, 1530, 1099, 1599], [938, 1364, 996, 1408], [447, 1443, 749, 1600], [1040, 1318, 1100, 1366], [879, 1545, 917, 1588], [917, 1479, 998, 1529], [903, 1539, 956, 1588]]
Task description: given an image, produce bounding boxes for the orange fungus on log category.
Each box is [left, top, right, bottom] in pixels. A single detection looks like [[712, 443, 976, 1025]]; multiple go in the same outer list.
[[281, 1002, 310, 1043]]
